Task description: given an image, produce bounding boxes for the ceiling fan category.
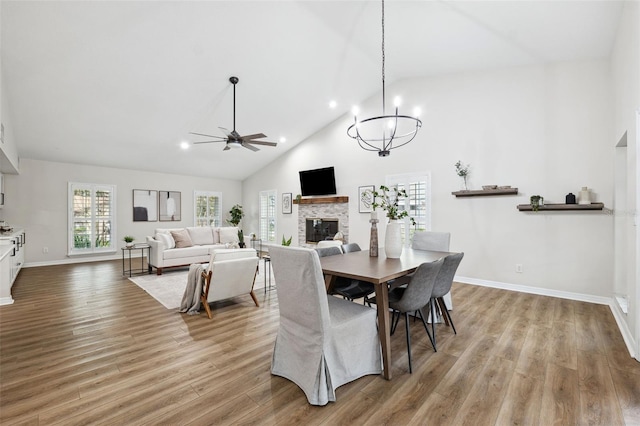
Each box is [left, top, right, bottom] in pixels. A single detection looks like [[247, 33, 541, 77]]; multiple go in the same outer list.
[[190, 76, 277, 152]]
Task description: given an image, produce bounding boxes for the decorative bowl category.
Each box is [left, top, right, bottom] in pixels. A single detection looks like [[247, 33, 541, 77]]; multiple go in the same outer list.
[[497, 185, 511, 189], [482, 185, 497, 190]]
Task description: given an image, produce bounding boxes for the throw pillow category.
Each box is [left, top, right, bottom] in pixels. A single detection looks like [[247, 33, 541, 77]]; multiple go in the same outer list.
[[155, 232, 175, 249], [170, 229, 194, 248], [219, 227, 239, 244], [186, 226, 214, 245]]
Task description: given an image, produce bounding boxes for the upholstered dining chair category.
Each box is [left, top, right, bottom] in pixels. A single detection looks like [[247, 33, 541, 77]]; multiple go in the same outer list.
[[370, 258, 443, 373], [411, 231, 453, 312], [269, 245, 382, 405], [427, 252, 464, 349], [334, 243, 375, 305]]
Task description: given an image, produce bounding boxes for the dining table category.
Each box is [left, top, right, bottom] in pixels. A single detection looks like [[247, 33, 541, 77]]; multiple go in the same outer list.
[[319, 248, 453, 380]]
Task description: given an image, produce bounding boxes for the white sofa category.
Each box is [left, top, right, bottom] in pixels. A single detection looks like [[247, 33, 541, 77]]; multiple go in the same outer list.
[[146, 226, 245, 275]]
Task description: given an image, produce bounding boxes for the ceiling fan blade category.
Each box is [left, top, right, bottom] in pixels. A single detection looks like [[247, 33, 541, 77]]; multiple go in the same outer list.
[[240, 133, 267, 140], [219, 127, 233, 138], [246, 140, 277, 147], [193, 139, 226, 145], [242, 142, 260, 152], [231, 130, 242, 139], [189, 132, 225, 139], [223, 145, 231, 151]]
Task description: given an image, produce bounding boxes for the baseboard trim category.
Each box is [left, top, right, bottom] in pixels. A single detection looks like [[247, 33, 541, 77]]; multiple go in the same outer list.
[[0, 296, 15, 306], [456, 275, 636, 359], [24, 254, 125, 268]]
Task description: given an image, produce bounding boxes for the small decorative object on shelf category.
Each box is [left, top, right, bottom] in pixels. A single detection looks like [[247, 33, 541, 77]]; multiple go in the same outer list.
[[238, 229, 245, 248], [578, 187, 591, 205], [566, 193, 576, 204], [530, 195, 543, 212], [455, 160, 470, 191]]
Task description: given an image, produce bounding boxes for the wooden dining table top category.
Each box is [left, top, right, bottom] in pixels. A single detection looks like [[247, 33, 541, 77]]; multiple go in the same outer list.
[[318, 248, 452, 285]]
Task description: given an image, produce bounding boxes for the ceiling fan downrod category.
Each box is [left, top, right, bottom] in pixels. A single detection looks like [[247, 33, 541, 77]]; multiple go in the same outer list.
[[230, 76, 238, 133]]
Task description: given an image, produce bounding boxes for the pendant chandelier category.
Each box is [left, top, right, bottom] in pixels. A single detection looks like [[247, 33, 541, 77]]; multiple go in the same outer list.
[[347, 0, 422, 157]]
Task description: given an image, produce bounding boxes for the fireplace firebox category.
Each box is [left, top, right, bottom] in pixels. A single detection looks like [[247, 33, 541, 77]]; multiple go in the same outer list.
[[305, 218, 338, 243]]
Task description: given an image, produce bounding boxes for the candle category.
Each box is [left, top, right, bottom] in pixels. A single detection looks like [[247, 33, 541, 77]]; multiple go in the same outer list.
[[371, 211, 378, 220]]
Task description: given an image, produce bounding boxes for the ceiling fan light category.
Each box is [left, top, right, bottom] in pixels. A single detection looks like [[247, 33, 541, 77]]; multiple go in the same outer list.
[[228, 140, 242, 149]]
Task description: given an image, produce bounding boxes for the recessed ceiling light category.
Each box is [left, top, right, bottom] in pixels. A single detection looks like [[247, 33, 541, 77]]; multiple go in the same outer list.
[[329, 100, 337, 109], [279, 137, 287, 144], [180, 141, 190, 150]]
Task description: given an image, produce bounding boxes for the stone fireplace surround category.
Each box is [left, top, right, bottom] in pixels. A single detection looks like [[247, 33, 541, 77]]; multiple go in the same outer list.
[[295, 196, 349, 248]]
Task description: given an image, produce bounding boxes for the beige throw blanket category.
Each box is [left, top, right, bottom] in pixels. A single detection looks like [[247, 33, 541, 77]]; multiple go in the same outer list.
[[179, 263, 205, 315]]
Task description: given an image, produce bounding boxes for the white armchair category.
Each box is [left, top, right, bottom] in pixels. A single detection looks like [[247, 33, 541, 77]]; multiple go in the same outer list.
[[200, 248, 260, 319]]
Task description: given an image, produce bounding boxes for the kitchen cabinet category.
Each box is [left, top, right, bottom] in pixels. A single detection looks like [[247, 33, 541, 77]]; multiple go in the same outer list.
[[0, 228, 26, 305]]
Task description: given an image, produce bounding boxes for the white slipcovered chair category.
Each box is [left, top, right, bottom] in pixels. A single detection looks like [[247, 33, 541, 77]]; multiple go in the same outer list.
[[269, 245, 382, 406]]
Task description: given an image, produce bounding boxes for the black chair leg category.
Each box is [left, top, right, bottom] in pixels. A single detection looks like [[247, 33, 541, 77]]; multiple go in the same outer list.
[[439, 297, 457, 334], [417, 308, 436, 351], [430, 298, 437, 350], [391, 310, 400, 335], [404, 312, 412, 374]]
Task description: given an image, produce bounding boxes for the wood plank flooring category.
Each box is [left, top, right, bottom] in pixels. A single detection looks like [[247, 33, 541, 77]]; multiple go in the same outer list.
[[1, 259, 639, 425]]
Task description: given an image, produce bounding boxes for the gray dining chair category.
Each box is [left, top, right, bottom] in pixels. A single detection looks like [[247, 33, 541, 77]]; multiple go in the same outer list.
[[334, 243, 375, 305], [269, 245, 382, 405], [428, 252, 464, 349], [411, 231, 453, 315], [370, 258, 444, 373]]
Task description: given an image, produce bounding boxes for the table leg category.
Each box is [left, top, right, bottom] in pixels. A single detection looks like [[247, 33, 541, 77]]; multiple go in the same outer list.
[[375, 282, 392, 380]]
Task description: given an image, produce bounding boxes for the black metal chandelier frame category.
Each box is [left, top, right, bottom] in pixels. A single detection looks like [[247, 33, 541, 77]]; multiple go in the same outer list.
[[347, 0, 422, 157]]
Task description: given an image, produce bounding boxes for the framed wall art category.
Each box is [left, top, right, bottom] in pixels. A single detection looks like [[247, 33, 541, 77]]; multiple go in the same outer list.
[[159, 191, 181, 221], [282, 192, 292, 214], [133, 189, 158, 222], [358, 185, 375, 213]]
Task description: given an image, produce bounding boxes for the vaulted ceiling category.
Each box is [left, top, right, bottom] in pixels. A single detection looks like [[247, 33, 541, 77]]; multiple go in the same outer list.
[[1, 1, 624, 180]]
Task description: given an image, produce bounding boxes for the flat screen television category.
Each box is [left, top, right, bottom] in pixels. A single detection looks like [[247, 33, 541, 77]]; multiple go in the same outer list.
[[299, 167, 337, 196]]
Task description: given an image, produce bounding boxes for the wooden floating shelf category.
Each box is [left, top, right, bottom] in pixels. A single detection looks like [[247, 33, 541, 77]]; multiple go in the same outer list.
[[517, 202, 604, 211], [452, 188, 519, 197], [293, 196, 349, 205]]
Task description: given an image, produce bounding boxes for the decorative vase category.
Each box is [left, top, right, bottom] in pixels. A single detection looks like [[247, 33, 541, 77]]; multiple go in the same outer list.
[[384, 220, 403, 259], [126, 242, 134, 248], [565, 193, 576, 204], [460, 176, 468, 191], [369, 218, 379, 257], [578, 187, 591, 205]]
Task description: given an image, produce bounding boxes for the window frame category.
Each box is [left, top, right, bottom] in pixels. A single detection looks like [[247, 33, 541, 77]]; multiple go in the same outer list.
[[68, 182, 117, 256], [193, 191, 222, 227], [259, 189, 277, 244], [385, 172, 432, 247]]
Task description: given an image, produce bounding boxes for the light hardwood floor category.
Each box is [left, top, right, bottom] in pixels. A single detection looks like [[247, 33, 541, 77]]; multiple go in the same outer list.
[[1, 259, 639, 425]]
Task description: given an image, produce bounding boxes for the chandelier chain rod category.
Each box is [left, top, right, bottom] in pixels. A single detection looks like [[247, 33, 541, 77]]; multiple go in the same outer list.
[[381, 0, 386, 118]]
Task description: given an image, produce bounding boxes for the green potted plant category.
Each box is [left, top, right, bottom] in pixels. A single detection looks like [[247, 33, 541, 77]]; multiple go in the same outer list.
[[281, 235, 292, 246], [227, 204, 244, 227], [123, 235, 135, 248], [370, 185, 416, 259], [530, 195, 543, 211], [238, 229, 245, 248]]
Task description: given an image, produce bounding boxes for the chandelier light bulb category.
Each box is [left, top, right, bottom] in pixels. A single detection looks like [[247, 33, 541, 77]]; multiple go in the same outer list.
[[393, 96, 402, 107], [351, 106, 360, 117]]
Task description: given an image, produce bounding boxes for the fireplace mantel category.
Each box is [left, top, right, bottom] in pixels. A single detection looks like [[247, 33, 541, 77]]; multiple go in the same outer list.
[[293, 196, 349, 205]]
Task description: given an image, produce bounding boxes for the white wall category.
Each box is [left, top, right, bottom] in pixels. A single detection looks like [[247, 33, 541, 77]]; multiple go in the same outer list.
[[611, 0, 639, 357], [2, 158, 242, 265], [244, 59, 614, 299]]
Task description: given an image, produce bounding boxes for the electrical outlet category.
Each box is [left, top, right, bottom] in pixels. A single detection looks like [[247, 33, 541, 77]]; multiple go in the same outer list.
[[516, 264, 523, 273], [43, 247, 48, 254]]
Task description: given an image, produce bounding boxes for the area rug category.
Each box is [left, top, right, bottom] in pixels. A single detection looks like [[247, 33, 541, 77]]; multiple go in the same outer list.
[[128, 261, 275, 310], [128, 270, 188, 310]]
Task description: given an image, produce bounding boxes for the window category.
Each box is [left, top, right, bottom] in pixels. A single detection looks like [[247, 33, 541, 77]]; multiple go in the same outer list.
[[68, 183, 116, 255], [194, 191, 222, 227], [386, 173, 431, 247], [259, 190, 277, 243]]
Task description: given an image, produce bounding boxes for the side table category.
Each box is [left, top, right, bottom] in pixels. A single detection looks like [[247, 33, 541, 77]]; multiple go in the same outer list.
[[262, 254, 272, 294], [121, 244, 150, 277]]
